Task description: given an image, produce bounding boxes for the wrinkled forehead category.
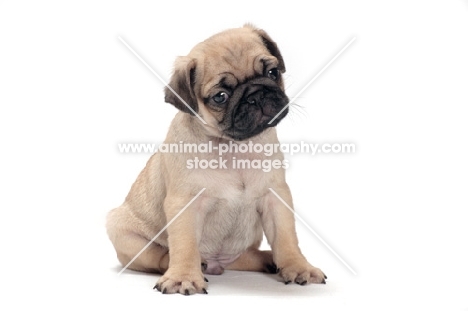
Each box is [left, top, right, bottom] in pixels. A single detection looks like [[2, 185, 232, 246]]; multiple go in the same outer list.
[[192, 35, 279, 96], [202, 55, 279, 96]]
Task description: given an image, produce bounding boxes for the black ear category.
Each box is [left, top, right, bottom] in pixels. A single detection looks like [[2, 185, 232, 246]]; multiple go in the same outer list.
[[164, 57, 198, 114], [248, 25, 286, 73]]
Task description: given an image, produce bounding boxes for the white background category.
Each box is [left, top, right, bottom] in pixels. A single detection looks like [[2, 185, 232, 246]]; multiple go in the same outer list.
[[1, 0, 467, 310]]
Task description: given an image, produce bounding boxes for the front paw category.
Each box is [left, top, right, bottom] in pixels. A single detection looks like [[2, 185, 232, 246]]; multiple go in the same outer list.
[[279, 260, 327, 285], [153, 269, 208, 295]]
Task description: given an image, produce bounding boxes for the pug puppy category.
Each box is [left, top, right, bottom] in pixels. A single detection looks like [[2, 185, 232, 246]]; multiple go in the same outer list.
[[106, 24, 326, 295]]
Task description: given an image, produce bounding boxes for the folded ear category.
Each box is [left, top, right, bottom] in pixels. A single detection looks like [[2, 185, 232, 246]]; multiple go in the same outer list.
[[246, 25, 286, 73], [164, 57, 198, 114]]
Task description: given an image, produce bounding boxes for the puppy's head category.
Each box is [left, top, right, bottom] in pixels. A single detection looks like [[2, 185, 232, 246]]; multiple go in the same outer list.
[[165, 25, 289, 141]]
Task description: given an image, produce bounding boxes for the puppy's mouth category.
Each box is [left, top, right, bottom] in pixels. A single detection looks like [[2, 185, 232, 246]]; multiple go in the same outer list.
[[223, 80, 289, 141]]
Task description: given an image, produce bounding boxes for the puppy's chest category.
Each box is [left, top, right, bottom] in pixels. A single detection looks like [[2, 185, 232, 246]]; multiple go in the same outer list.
[[194, 150, 275, 257], [198, 194, 262, 257], [201, 170, 264, 221], [197, 166, 266, 255]]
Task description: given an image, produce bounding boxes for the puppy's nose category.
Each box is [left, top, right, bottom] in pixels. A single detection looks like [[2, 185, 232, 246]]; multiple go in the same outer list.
[[247, 98, 256, 105], [246, 91, 264, 106]]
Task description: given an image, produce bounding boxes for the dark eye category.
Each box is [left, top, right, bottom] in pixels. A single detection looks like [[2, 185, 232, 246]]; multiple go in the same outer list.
[[212, 92, 229, 104], [267, 68, 279, 81]]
